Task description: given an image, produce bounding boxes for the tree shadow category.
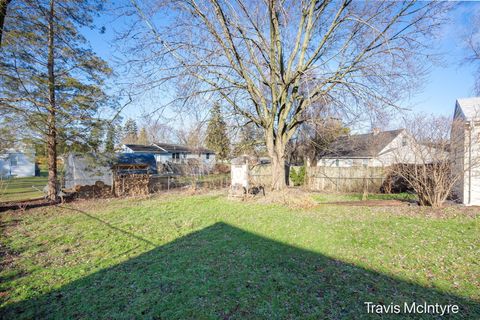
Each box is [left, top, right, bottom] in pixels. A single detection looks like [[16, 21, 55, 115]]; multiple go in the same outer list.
[[1, 223, 479, 319]]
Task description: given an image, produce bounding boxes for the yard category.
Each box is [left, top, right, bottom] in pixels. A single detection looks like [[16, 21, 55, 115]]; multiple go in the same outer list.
[[0, 175, 48, 202], [0, 191, 479, 319]]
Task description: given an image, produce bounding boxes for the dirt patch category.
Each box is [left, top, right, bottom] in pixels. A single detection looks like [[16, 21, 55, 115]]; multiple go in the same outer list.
[[377, 204, 480, 219], [320, 199, 408, 207], [0, 198, 58, 213], [235, 188, 318, 209]]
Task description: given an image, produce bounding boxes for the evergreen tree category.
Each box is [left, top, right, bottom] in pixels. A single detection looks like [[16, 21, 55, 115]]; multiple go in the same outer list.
[[105, 125, 116, 153], [205, 104, 230, 160], [0, 0, 112, 200], [137, 127, 148, 145], [87, 121, 104, 153], [122, 119, 138, 144]]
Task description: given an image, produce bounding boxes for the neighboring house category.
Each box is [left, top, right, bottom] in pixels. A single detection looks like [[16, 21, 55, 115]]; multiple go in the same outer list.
[[121, 144, 167, 163], [0, 147, 36, 178], [121, 143, 216, 167], [317, 129, 418, 167], [451, 97, 480, 206]]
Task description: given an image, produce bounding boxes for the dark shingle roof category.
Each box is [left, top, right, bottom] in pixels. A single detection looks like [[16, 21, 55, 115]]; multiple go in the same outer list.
[[115, 153, 158, 174], [124, 144, 165, 153], [319, 129, 404, 159], [153, 143, 214, 154]]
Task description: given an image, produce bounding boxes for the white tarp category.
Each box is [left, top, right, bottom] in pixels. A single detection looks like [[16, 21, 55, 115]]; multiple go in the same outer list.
[[64, 154, 113, 189]]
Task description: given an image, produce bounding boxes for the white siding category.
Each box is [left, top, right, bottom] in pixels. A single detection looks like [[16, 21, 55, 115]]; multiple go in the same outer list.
[[451, 119, 466, 204], [317, 131, 430, 169], [462, 122, 480, 205], [452, 98, 480, 206]]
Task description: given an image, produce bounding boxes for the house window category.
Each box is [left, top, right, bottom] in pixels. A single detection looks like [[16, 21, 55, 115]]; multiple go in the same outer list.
[[402, 136, 408, 146], [172, 153, 180, 159], [362, 159, 369, 167], [206, 153, 210, 160], [10, 155, 17, 167], [335, 159, 339, 167]]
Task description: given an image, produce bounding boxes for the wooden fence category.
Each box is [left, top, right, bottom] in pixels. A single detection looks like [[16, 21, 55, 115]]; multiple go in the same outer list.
[[246, 164, 388, 193], [307, 166, 386, 193]]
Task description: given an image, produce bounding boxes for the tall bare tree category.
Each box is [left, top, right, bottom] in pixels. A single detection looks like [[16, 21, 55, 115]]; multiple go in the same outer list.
[[466, 9, 480, 95], [127, 0, 447, 189]]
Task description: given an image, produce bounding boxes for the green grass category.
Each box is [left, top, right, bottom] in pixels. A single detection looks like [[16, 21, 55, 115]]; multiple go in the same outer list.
[[0, 175, 48, 202], [312, 192, 417, 203], [0, 193, 478, 319]]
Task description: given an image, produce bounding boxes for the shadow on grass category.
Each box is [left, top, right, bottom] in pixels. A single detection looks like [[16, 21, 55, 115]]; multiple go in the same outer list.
[[1, 223, 479, 319]]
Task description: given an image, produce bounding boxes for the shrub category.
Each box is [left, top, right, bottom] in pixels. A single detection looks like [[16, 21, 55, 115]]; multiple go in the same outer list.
[[290, 166, 306, 186]]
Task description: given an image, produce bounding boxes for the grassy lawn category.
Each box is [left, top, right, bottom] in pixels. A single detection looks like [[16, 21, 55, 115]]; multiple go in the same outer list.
[[312, 192, 417, 203], [0, 193, 478, 319], [0, 175, 48, 202]]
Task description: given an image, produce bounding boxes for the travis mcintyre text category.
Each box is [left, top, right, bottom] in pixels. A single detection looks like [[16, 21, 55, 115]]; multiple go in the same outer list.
[[364, 302, 459, 316]]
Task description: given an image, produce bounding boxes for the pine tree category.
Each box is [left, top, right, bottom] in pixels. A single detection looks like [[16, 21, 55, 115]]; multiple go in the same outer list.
[[122, 119, 138, 144], [137, 127, 148, 145], [88, 121, 104, 153], [0, 0, 111, 200], [105, 125, 116, 153], [205, 104, 230, 160]]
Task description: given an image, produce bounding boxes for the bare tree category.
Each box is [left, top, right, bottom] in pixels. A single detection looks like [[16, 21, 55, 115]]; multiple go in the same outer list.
[[126, 0, 448, 189], [390, 115, 480, 207], [465, 10, 480, 95], [141, 116, 174, 144]]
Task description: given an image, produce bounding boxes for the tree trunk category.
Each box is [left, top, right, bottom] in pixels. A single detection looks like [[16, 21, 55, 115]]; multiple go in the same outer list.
[[266, 133, 287, 190], [46, 0, 57, 201], [46, 114, 57, 201], [0, 0, 11, 47]]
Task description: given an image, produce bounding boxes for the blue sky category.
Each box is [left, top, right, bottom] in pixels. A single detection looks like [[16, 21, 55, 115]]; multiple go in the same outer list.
[[82, 1, 480, 125], [400, 1, 479, 117]]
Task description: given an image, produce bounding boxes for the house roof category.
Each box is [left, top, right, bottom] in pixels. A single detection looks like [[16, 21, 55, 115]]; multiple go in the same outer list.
[[124, 144, 166, 153], [153, 142, 214, 154], [115, 153, 158, 174], [318, 129, 405, 159], [455, 97, 480, 120]]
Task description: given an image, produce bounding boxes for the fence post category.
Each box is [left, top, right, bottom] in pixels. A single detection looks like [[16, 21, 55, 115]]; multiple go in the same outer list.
[[336, 166, 339, 192], [167, 176, 170, 191]]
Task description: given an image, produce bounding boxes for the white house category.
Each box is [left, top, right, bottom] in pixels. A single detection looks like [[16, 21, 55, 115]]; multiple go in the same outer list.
[[317, 129, 419, 167], [451, 97, 480, 206], [0, 147, 36, 178], [121, 142, 216, 168]]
